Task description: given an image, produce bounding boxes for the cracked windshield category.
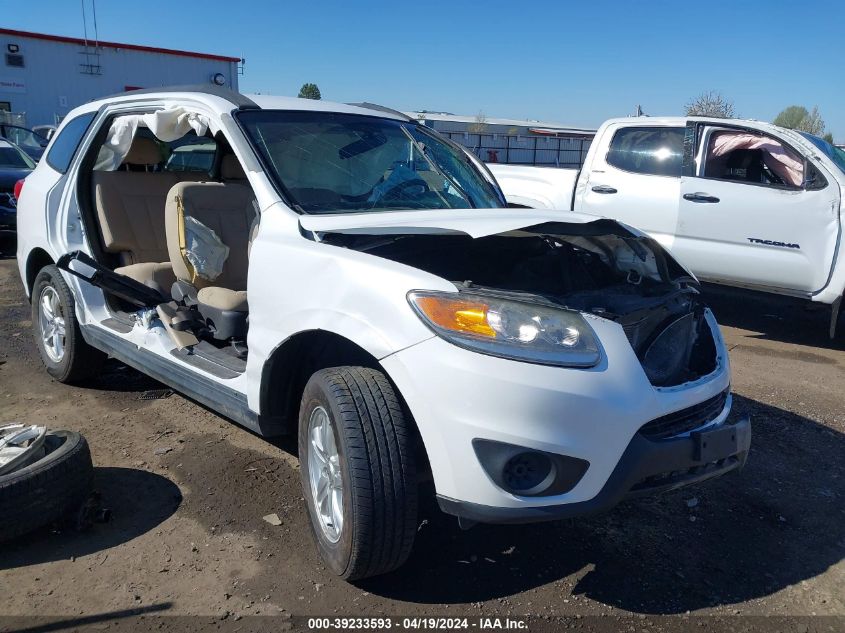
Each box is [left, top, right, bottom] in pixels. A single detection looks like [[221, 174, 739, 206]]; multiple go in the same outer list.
[[238, 110, 504, 213]]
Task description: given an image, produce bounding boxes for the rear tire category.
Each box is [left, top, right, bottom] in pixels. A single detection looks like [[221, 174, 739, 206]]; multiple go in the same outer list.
[[0, 430, 95, 542], [31, 265, 105, 384], [298, 366, 418, 580]]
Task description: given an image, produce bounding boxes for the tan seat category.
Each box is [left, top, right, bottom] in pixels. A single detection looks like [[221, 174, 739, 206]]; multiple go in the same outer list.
[[93, 136, 207, 295], [165, 178, 256, 338], [116, 262, 176, 292]]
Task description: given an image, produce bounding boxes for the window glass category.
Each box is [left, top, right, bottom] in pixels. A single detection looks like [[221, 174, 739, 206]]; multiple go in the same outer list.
[[45, 112, 97, 173], [3, 126, 46, 150], [606, 127, 684, 176], [237, 110, 504, 214], [799, 132, 845, 176], [0, 144, 35, 169], [164, 137, 217, 173], [703, 130, 803, 188], [94, 127, 217, 174]]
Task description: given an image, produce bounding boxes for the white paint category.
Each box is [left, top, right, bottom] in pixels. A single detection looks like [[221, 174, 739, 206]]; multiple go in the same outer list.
[[490, 116, 844, 304], [16, 91, 735, 515]]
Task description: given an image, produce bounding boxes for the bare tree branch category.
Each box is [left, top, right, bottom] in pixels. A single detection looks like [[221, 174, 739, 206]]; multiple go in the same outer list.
[[685, 91, 736, 118]]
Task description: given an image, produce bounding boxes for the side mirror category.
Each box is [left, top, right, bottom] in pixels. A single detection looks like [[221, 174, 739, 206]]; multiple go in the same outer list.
[[802, 161, 828, 191]]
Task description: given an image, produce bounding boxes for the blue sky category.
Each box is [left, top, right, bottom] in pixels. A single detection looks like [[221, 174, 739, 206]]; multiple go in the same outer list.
[[10, 0, 845, 140]]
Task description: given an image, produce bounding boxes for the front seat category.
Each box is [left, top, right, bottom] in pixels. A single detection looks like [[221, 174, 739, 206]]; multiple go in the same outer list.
[[164, 180, 256, 340]]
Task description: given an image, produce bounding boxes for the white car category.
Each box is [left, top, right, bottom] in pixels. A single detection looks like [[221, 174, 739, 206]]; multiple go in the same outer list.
[[489, 117, 845, 335], [15, 87, 750, 580]]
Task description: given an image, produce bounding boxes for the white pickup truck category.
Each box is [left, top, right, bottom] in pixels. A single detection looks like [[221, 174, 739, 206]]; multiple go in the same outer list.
[[489, 117, 845, 334]]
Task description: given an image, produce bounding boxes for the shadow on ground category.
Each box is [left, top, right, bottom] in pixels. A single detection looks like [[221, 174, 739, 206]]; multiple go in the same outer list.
[[700, 283, 845, 351], [0, 467, 182, 570], [360, 395, 844, 613], [83, 360, 165, 394]]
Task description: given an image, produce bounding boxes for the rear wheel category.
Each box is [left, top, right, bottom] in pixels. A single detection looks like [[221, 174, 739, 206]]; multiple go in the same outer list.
[[298, 366, 418, 580], [31, 265, 104, 384]]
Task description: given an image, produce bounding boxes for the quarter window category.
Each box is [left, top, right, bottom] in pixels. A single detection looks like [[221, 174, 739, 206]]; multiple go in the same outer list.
[[606, 126, 684, 177], [45, 112, 97, 173]]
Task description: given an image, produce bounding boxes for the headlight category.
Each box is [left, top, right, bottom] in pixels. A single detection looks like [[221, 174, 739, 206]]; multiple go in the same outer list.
[[408, 291, 600, 367]]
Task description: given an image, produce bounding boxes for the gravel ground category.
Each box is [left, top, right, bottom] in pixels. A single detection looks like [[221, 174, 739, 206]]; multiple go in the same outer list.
[[0, 256, 843, 627]]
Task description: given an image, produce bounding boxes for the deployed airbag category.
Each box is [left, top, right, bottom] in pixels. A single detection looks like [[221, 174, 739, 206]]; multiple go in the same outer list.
[[95, 107, 214, 171], [182, 216, 230, 282]]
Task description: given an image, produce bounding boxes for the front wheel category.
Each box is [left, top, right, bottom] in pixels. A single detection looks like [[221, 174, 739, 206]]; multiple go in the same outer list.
[[31, 265, 104, 384], [298, 366, 418, 580]]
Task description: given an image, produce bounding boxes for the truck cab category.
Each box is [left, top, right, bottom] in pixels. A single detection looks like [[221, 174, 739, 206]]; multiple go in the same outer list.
[[491, 117, 845, 325]]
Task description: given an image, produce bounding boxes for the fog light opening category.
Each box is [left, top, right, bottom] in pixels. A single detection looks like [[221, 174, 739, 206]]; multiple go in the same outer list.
[[503, 452, 557, 496]]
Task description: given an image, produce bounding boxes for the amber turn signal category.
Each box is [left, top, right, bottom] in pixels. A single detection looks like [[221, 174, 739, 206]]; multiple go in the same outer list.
[[410, 294, 496, 338]]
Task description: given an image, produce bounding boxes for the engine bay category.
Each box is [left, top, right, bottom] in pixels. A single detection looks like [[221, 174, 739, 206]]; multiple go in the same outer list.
[[325, 222, 718, 387]]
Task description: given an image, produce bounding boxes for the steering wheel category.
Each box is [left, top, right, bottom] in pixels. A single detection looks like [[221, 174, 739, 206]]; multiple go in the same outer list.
[[382, 178, 430, 201]]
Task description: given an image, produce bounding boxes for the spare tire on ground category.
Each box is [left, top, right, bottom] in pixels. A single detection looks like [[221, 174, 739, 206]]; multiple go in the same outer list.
[[0, 430, 94, 542]]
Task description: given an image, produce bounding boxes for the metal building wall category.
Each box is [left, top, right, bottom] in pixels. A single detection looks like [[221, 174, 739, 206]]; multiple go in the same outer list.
[[0, 33, 239, 126], [424, 120, 593, 168]]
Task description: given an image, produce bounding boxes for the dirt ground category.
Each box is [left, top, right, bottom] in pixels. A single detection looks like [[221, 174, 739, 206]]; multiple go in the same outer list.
[[1, 255, 843, 626]]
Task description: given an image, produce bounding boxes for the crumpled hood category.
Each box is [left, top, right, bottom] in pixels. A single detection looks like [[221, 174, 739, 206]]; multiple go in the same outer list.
[[299, 208, 605, 239]]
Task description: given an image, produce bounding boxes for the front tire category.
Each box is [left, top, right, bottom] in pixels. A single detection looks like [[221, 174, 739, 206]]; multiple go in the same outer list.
[[298, 366, 418, 580], [31, 265, 104, 384]]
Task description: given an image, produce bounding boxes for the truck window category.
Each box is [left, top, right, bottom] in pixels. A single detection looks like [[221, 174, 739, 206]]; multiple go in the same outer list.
[[702, 130, 804, 189], [606, 126, 684, 177]]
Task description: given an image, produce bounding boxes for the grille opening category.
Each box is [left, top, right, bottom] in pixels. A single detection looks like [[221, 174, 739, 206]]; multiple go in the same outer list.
[[640, 390, 729, 440]]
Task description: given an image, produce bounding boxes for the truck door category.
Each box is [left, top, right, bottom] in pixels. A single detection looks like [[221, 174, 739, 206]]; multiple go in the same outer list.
[[574, 123, 684, 251], [675, 123, 840, 294]]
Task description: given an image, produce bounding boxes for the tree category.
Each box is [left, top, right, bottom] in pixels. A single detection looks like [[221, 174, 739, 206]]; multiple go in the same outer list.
[[298, 83, 322, 100], [685, 91, 735, 118], [773, 105, 826, 136], [468, 110, 488, 134], [823, 132, 835, 144]]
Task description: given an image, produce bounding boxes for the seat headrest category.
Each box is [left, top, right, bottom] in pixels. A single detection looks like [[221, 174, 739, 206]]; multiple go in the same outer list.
[[221, 154, 247, 180], [122, 137, 162, 166]]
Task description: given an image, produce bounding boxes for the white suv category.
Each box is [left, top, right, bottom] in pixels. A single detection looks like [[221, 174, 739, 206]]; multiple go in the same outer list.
[[15, 87, 750, 580]]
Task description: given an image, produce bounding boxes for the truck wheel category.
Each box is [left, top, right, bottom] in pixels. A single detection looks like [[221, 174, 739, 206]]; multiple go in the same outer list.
[[31, 265, 104, 384], [0, 430, 95, 542], [298, 366, 418, 580]]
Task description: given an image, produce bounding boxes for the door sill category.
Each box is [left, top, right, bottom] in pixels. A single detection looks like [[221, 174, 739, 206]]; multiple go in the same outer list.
[[80, 324, 288, 436]]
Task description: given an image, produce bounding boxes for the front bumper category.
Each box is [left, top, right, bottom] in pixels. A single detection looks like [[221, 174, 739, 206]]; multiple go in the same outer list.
[[437, 415, 751, 524], [381, 309, 737, 522]]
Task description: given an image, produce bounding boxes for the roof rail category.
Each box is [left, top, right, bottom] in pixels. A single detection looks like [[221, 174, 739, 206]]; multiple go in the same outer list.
[[347, 102, 413, 122], [97, 84, 259, 109]]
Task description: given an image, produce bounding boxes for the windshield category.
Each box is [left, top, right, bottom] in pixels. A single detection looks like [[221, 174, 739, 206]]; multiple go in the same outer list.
[[237, 110, 504, 214], [0, 144, 35, 169], [3, 126, 47, 150], [799, 132, 845, 174]]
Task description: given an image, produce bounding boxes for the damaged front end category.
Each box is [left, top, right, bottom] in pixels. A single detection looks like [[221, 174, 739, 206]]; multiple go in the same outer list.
[[322, 218, 719, 387]]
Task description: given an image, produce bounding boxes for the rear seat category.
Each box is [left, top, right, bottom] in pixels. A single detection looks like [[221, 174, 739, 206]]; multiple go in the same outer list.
[[92, 137, 206, 296]]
